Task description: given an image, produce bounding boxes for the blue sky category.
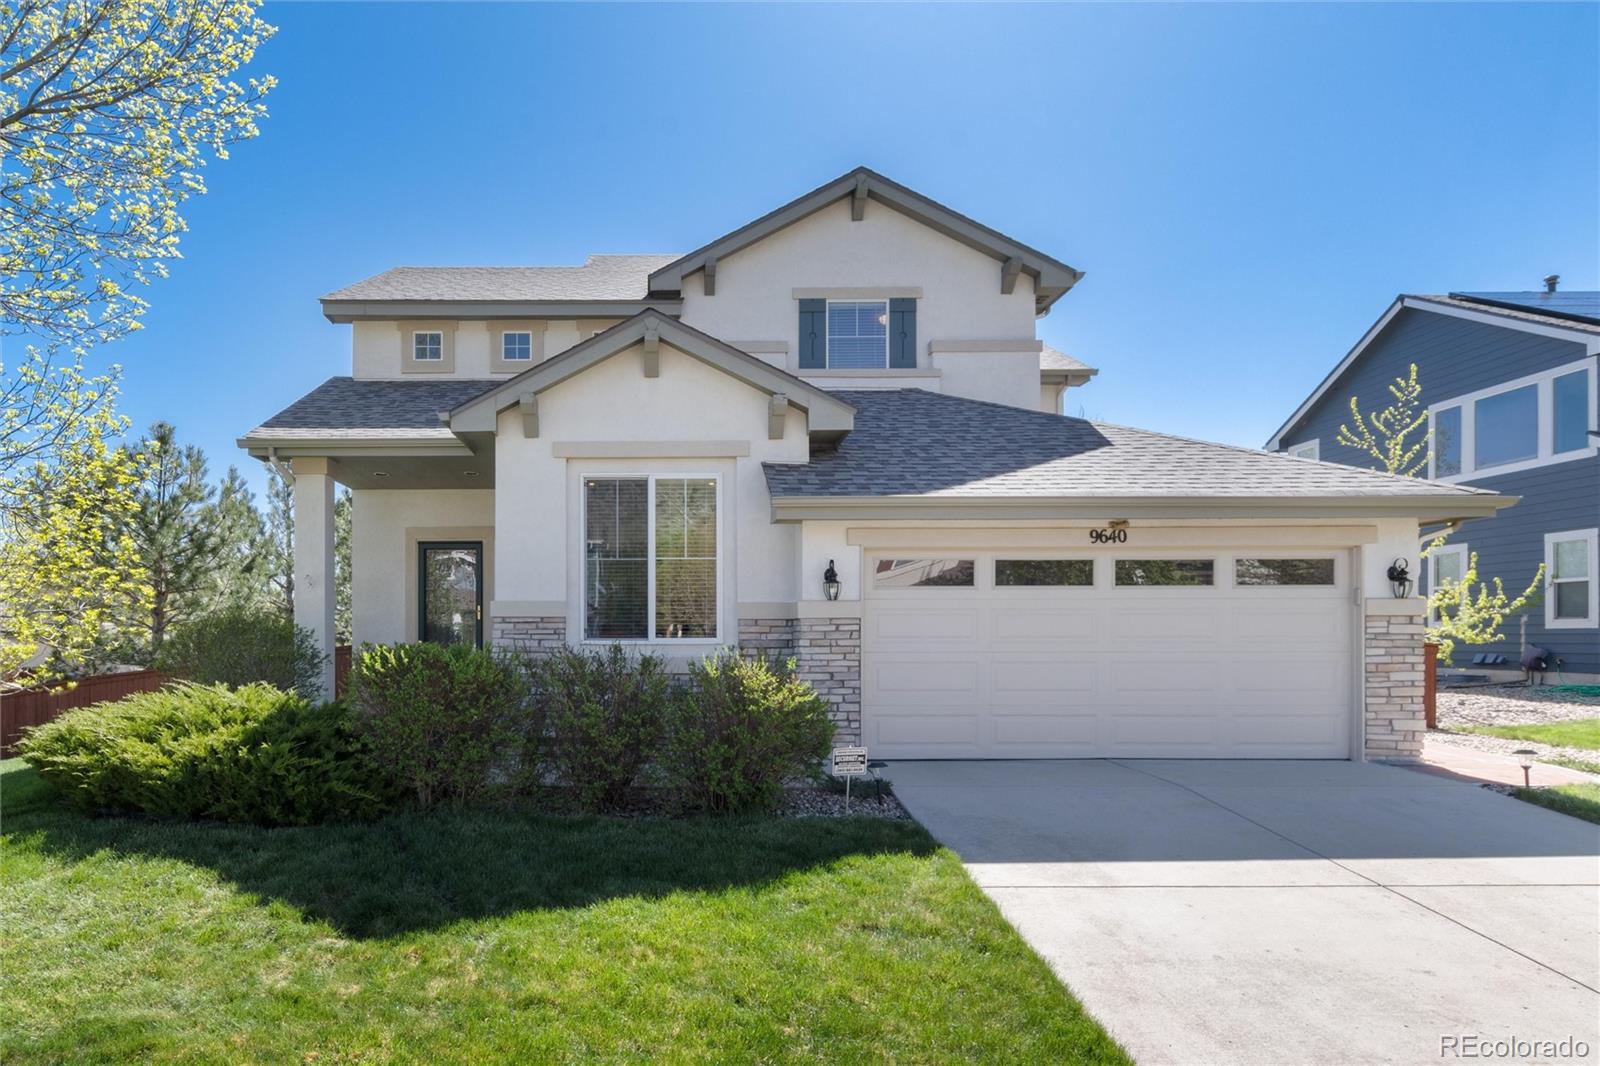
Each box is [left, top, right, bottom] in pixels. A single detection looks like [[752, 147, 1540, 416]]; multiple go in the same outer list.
[[68, 1, 1600, 495]]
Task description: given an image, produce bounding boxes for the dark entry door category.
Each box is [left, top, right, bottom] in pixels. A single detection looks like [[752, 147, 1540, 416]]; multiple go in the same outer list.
[[418, 541, 483, 647]]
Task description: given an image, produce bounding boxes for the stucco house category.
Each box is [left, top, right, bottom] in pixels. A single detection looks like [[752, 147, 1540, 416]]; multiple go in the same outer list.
[[1268, 288, 1599, 682], [241, 167, 1510, 761]]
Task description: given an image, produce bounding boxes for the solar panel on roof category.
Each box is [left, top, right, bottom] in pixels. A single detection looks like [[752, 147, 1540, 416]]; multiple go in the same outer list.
[[1451, 291, 1600, 325]]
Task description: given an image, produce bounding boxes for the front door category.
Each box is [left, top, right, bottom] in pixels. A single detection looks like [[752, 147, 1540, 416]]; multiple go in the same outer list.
[[418, 541, 483, 647]]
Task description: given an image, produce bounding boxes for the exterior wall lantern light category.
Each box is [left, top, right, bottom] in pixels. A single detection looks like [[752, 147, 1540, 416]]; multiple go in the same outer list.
[[1387, 558, 1413, 599], [823, 560, 841, 601]]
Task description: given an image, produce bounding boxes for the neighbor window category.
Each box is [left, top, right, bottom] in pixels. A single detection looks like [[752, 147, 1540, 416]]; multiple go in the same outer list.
[[1285, 440, 1320, 461], [1552, 370, 1590, 455], [501, 331, 533, 361], [1235, 559, 1336, 586], [873, 559, 975, 588], [1430, 361, 1594, 479], [1545, 529, 1597, 628], [1114, 560, 1214, 586], [1474, 384, 1538, 469], [584, 476, 718, 641], [412, 331, 443, 361], [826, 300, 889, 369], [1432, 405, 1462, 477], [1428, 544, 1468, 624], [995, 559, 1094, 587]]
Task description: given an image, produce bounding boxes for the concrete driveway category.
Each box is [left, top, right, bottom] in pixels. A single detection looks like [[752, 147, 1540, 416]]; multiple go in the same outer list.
[[889, 759, 1600, 1066]]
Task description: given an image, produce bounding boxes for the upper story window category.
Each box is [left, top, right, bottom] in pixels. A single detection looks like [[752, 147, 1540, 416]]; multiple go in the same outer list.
[[1285, 439, 1320, 461], [501, 331, 533, 361], [826, 300, 889, 369], [1429, 358, 1596, 481], [413, 331, 443, 361]]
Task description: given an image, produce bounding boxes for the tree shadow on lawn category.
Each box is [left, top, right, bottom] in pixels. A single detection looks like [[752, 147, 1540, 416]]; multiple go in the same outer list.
[[5, 763, 937, 940]]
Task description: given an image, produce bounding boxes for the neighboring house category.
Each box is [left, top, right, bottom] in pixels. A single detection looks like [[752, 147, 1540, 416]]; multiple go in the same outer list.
[[242, 167, 1508, 761], [1268, 289, 1600, 681]]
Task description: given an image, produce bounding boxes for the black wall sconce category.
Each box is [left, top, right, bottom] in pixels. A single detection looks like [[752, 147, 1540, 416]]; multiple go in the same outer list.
[[1387, 558, 1413, 599], [823, 559, 841, 601]]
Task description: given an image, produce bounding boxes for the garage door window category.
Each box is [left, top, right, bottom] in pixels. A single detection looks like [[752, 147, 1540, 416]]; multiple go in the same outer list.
[[873, 559, 975, 588], [995, 559, 1094, 586], [1115, 559, 1214, 586], [1235, 559, 1336, 586]]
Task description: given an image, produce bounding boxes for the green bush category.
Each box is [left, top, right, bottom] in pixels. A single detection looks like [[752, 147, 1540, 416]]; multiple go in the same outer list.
[[663, 653, 836, 814], [17, 683, 395, 825], [348, 642, 529, 808], [155, 607, 326, 698], [535, 644, 669, 812]]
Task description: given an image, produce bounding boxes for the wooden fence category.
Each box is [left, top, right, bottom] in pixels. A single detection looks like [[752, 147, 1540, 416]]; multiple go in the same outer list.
[[2, 646, 355, 757], [2, 669, 171, 756]]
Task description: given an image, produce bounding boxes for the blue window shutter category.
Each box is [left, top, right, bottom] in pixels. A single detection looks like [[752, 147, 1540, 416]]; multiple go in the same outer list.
[[799, 299, 826, 368], [889, 298, 917, 368]]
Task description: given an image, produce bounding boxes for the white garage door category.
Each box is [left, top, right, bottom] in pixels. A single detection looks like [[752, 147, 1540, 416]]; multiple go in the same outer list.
[[862, 552, 1355, 759]]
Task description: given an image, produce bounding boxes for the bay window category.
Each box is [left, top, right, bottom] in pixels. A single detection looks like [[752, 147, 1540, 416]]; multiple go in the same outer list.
[[584, 476, 718, 641]]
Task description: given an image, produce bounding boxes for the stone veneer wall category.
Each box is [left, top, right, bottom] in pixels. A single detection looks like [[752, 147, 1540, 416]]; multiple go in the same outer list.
[[795, 616, 862, 746], [492, 616, 567, 656], [1363, 607, 1427, 760], [738, 617, 797, 662]]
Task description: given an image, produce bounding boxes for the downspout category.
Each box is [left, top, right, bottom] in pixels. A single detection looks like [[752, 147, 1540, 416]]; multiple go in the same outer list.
[[266, 447, 294, 485], [1421, 519, 1463, 549]]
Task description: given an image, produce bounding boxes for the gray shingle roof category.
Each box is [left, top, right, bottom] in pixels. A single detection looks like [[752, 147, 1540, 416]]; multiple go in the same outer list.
[[244, 378, 498, 439], [764, 389, 1496, 500], [1040, 345, 1094, 373], [322, 255, 679, 302], [1411, 293, 1600, 334]]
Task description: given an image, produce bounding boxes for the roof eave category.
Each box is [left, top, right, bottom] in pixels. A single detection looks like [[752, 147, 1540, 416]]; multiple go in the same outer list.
[[237, 434, 472, 459], [768, 493, 1515, 523]]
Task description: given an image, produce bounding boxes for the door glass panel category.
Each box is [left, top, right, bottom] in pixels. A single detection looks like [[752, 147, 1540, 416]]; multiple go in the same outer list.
[[421, 545, 479, 646], [873, 559, 975, 588], [1474, 385, 1538, 468], [1235, 559, 1336, 586], [995, 559, 1094, 586], [1114, 560, 1214, 586]]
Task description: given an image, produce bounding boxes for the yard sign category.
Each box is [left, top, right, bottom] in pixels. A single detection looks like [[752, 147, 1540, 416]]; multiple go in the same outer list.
[[831, 746, 869, 812]]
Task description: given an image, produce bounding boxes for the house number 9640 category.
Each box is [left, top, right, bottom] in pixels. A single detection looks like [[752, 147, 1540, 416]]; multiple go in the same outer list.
[[1088, 528, 1128, 544]]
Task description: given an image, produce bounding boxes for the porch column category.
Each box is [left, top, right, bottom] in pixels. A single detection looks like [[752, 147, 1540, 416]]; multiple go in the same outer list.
[[292, 457, 337, 700]]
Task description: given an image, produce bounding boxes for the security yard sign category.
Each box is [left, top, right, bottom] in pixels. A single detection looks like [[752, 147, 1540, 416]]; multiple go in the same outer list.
[[831, 747, 868, 777]]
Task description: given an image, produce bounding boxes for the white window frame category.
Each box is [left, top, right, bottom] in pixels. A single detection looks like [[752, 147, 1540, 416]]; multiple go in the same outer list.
[[1428, 357, 1597, 482], [1544, 528, 1598, 629], [412, 330, 444, 361], [500, 330, 533, 362], [1285, 439, 1320, 461], [580, 472, 722, 645], [1428, 543, 1468, 623], [824, 298, 890, 370]]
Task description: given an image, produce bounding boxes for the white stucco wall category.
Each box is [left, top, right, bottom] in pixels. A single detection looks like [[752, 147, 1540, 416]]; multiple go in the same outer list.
[[351, 488, 496, 645], [491, 342, 809, 640], [351, 320, 619, 379]]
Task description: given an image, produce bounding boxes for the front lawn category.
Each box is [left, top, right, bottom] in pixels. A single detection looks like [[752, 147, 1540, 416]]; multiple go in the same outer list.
[[1461, 717, 1600, 750], [0, 758, 1126, 1064], [1511, 783, 1600, 826]]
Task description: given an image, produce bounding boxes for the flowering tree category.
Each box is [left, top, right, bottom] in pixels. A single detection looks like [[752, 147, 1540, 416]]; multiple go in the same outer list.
[[1, 0, 276, 353], [1427, 552, 1543, 666], [1336, 363, 1430, 477]]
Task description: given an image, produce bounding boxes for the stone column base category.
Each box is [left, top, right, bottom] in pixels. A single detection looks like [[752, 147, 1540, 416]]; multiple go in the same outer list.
[[492, 616, 567, 656], [1364, 602, 1427, 760], [796, 616, 861, 746]]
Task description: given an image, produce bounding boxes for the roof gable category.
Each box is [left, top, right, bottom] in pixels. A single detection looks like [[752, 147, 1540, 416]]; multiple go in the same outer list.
[[447, 309, 856, 440], [646, 167, 1083, 315]]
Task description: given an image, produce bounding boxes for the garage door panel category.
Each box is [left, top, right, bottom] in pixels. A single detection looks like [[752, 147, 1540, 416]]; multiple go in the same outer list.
[[862, 550, 1355, 759]]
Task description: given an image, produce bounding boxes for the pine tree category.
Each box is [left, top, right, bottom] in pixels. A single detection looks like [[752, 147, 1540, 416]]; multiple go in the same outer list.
[[209, 466, 272, 611], [260, 463, 295, 619], [335, 489, 353, 643]]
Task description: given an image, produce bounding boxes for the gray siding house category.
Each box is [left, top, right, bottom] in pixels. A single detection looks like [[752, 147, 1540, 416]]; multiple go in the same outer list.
[[1269, 290, 1600, 680]]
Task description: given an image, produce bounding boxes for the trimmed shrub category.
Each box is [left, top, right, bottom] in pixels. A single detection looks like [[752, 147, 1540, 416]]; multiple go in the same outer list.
[[17, 683, 394, 825], [348, 642, 529, 808], [535, 644, 669, 812], [663, 653, 836, 814], [155, 607, 326, 698]]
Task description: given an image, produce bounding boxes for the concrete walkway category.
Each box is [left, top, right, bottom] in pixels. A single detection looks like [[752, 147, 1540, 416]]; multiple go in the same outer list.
[[889, 759, 1600, 1066], [1412, 734, 1600, 788]]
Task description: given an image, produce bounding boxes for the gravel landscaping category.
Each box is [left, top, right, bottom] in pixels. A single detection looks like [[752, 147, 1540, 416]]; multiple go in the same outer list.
[[1434, 684, 1600, 771]]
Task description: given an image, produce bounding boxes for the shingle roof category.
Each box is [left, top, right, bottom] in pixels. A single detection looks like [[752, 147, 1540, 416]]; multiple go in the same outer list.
[[764, 388, 1496, 500], [243, 378, 497, 439], [322, 255, 679, 302], [1412, 293, 1600, 334], [1040, 345, 1094, 373]]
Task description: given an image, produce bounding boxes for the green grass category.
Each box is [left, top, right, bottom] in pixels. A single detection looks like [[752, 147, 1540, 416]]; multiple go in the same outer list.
[[1460, 717, 1600, 750], [1544, 755, 1600, 776], [1511, 783, 1600, 826], [0, 759, 1126, 1065]]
